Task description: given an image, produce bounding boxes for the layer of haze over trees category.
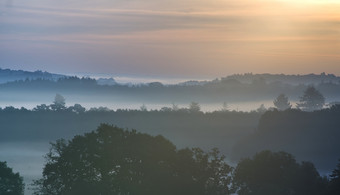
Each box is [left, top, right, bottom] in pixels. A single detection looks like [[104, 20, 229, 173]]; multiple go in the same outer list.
[[0, 94, 261, 158], [1, 86, 339, 173], [1, 69, 340, 106]]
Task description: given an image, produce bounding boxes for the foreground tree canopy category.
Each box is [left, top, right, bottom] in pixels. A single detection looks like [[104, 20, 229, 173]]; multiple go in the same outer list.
[[0, 161, 24, 195], [34, 124, 232, 195], [328, 159, 340, 195], [233, 150, 327, 195]]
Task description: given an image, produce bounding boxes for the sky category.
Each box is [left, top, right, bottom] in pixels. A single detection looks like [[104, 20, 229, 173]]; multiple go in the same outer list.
[[1, 0, 340, 78]]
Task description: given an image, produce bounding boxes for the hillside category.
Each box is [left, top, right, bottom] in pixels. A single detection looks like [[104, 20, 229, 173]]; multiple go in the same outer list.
[[0, 68, 65, 83]]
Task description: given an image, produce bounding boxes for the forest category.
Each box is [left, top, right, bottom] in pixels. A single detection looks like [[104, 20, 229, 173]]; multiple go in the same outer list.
[[1, 92, 339, 170], [2, 124, 340, 195], [1, 72, 340, 194]]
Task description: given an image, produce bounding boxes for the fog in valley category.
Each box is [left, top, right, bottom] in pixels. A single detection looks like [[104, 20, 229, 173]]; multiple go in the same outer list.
[[1, 70, 340, 194]]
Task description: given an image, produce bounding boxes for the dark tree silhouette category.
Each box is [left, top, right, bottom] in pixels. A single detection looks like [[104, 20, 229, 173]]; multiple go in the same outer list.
[[34, 124, 232, 195], [181, 147, 233, 195], [33, 104, 50, 111], [50, 94, 66, 111], [297, 86, 325, 111], [328, 159, 340, 195], [139, 104, 147, 111], [232, 150, 327, 195], [232, 106, 340, 171], [0, 161, 24, 195], [68, 103, 86, 113], [256, 104, 267, 113], [273, 94, 291, 110], [220, 102, 229, 112], [189, 102, 201, 112]]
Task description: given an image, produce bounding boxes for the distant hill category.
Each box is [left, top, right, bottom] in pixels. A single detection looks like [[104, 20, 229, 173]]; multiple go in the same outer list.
[[1, 68, 339, 86], [0, 68, 119, 85], [176, 73, 340, 87], [1, 69, 340, 105], [0, 68, 66, 84], [97, 78, 117, 86], [222, 73, 340, 85], [178, 80, 210, 86]]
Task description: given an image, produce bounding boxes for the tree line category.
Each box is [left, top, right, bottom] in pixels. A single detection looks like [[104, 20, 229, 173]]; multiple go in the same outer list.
[[1, 124, 340, 195], [1, 74, 340, 105], [0, 85, 328, 114]]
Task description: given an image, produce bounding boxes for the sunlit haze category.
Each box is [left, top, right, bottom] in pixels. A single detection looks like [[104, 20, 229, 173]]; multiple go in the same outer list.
[[1, 0, 339, 77]]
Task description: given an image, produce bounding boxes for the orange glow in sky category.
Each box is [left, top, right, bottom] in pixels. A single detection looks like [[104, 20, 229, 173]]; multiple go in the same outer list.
[[1, 0, 339, 77]]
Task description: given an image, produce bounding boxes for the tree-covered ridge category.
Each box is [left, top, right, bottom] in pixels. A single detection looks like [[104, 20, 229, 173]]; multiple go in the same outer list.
[[0, 68, 65, 84], [1, 99, 340, 194], [1, 71, 340, 104], [1, 68, 340, 86], [224, 72, 340, 85], [0, 79, 334, 106], [0, 102, 260, 162], [1, 95, 340, 171]]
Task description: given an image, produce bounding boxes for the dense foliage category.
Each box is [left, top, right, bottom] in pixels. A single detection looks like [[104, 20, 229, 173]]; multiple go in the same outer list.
[[0, 105, 260, 160], [0, 161, 24, 195], [33, 124, 232, 195], [233, 105, 340, 172], [31, 124, 340, 195], [233, 151, 327, 195], [328, 159, 340, 195]]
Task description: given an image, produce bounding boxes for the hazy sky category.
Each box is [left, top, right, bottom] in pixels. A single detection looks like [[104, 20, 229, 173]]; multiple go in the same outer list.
[[1, 0, 339, 78]]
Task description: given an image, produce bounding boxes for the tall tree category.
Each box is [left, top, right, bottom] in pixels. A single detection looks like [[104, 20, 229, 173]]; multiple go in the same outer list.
[[50, 94, 66, 111], [273, 94, 291, 110], [0, 161, 25, 195], [189, 102, 201, 113], [140, 104, 147, 111], [297, 86, 325, 111], [220, 102, 229, 112]]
